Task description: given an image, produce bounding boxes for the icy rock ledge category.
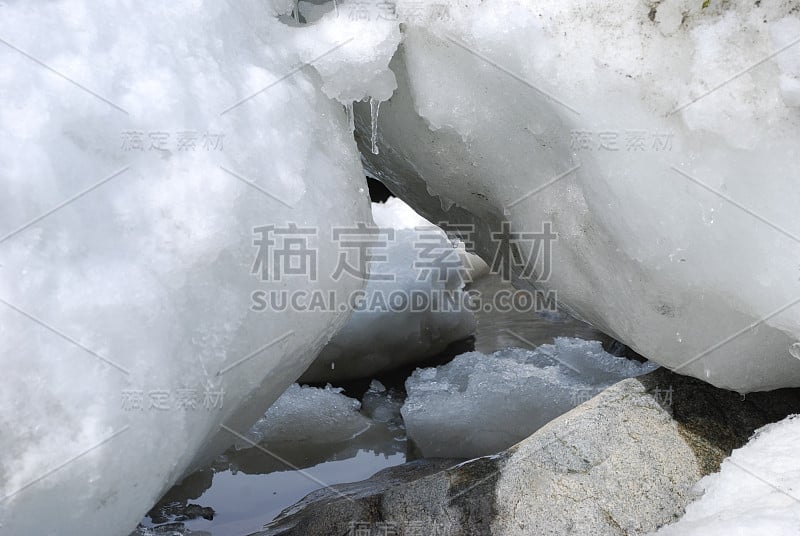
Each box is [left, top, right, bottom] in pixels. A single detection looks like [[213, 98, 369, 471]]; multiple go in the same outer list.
[[354, 0, 800, 391]]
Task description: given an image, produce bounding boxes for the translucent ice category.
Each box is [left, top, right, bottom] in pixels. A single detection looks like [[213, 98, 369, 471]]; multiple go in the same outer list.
[[0, 2, 375, 535], [361, 380, 405, 428], [241, 384, 372, 446], [301, 200, 476, 383], [370, 97, 381, 155], [355, 0, 800, 391], [242, 380, 407, 448], [402, 338, 658, 458]]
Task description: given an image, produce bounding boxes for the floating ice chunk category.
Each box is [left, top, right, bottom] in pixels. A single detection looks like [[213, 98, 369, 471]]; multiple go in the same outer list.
[[361, 380, 405, 428], [402, 338, 658, 458], [655, 415, 800, 536], [241, 384, 372, 446]]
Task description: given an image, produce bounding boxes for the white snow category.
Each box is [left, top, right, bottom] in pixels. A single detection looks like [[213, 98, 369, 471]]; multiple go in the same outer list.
[[357, 0, 800, 392], [0, 2, 386, 535], [301, 200, 476, 383], [372, 197, 489, 279], [371, 196, 434, 230], [296, 4, 401, 104], [655, 415, 800, 536], [402, 338, 658, 458]]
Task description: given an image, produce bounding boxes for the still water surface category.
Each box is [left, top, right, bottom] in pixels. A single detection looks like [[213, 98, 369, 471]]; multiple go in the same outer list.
[[135, 275, 606, 535]]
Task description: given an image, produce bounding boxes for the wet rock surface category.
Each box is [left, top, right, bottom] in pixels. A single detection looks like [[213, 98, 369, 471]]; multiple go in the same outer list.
[[253, 368, 800, 536]]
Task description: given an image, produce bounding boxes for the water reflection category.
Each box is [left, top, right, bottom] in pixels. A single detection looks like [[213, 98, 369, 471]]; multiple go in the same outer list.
[[470, 274, 611, 354], [135, 275, 616, 536], [134, 391, 406, 536]]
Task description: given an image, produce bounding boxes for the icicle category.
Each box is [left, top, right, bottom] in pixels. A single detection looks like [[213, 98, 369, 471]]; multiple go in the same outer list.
[[345, 102, 355, 133], [292, 0, 300, 22], [439, 196, 455, 212], [369, 97, 381, 155]]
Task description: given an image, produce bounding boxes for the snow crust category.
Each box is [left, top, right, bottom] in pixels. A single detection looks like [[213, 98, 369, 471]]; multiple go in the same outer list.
[[655, 415, 800, 536], [402, 338, 658, 458]]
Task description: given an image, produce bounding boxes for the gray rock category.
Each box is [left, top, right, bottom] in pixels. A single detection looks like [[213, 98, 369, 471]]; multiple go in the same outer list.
[[252, 369, 800, 536]]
